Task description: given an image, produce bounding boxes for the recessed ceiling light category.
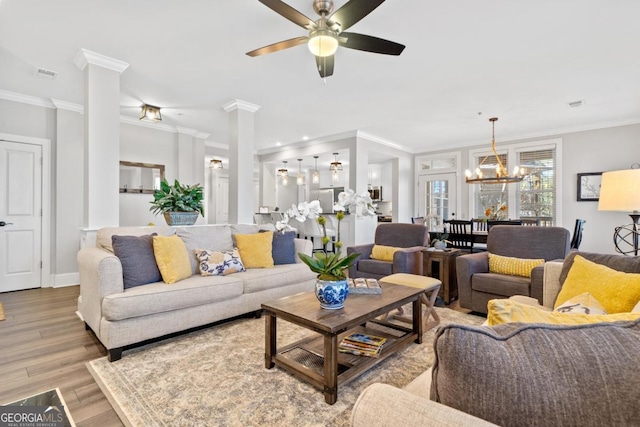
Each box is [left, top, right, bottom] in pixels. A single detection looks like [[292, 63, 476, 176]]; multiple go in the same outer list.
[[302, 135, 309, 140], [276, 142, 282, 146]]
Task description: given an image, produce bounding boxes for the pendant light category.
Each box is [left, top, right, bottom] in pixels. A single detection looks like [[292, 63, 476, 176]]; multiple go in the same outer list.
[[296, 159, 304, 186], [330, 152, 342, 183], [277, 161, 289, 185], [465, 117, 524, 184], [312, 156, 320, 184]]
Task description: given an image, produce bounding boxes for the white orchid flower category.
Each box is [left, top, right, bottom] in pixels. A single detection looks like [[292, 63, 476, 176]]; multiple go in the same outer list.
[[306, 200, 322, 218]]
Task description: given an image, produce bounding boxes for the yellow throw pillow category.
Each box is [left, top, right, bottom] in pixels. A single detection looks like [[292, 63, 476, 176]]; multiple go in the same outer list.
[[152, 235, 192, 284], [370, 245, 401, 262], [488, 253, 545, 278], [487, 299, 640, 326], [234, 231, 274, 268], [555, 255, 640, 314]]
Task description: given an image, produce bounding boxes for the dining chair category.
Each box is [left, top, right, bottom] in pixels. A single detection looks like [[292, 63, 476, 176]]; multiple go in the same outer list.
[[471, 218, 488, 232], [411, 216, 425, 225], [470, 219, 488, 252], [570, 219, 586, 250], [486, 220, 523, 231], [520, 218, 541, 226], [443, 219, 474, 252]]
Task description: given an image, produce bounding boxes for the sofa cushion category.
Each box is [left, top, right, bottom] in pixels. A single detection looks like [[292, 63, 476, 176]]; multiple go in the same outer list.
[[235, 231, 274, 268], [112, 234, 161, 289], [241, 263, 316, 294], [102, 275, 244, 321], [175, 225, 233, 275], [97, 226, 174, 253], [556, 255, 640, 313], [195, 248, 245, 276], [271, 231, 297, 265], [355, 259, 394, 277], [153, 235, 192, 284], [486, 299, 640, 326], [430, 319, 640, 427], [488, 253, 544, 278], [230, 223, 275, 236], [471, 272, 530, 297]]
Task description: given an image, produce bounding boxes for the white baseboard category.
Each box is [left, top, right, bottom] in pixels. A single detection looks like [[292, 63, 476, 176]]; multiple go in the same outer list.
[[53, 272, 79, 288]]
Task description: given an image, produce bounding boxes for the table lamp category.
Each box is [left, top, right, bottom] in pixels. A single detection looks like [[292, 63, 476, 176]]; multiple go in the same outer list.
[[598, 168, 640, 255]]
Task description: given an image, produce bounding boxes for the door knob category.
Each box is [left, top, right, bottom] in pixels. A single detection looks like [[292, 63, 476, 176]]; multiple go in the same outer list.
[[0, 221, 13, 227]]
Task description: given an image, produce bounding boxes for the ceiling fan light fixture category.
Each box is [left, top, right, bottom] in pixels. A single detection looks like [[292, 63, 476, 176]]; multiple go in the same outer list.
[[308, 29, 338, 57]]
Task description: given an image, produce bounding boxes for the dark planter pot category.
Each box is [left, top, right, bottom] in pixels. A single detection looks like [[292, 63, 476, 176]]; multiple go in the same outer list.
[[163, 211, 199, 226]]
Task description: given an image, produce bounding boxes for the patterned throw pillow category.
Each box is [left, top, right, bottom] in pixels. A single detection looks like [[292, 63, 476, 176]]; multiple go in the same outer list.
[[195, 248, 246, 276], [488, 253, 545, 278], [554, 292, 608, 315]]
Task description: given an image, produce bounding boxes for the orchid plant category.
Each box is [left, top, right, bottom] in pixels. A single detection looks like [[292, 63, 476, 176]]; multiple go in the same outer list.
[[277, 189, 377, 281]]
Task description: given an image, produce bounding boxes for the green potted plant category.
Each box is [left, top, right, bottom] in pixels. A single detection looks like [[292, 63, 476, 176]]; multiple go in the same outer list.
[[149, 179, 204, 226], [279, 190, 376, 309]]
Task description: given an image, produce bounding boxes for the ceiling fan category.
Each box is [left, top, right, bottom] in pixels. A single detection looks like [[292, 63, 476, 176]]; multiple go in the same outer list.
[[246, 0, 405, 78]]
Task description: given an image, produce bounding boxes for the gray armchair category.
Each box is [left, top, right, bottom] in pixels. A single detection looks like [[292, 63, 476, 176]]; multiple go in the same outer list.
[[347, 223, 429, 279], [456, 225, 570, 314]]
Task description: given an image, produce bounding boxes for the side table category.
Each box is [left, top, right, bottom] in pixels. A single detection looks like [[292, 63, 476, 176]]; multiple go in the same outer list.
[[422, 248, 461, 304]]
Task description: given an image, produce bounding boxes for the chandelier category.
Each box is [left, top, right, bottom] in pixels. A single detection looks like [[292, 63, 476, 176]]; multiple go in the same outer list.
[[465, 117, 524, 184]]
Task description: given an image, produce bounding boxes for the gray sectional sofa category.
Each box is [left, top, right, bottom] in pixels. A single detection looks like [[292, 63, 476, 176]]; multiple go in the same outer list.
[[77, 224, 316, 361]]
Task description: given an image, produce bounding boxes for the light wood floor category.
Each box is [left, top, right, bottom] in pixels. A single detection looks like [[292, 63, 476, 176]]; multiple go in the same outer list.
[[0, 286, 123, 426], [0, 285, 470, 425]]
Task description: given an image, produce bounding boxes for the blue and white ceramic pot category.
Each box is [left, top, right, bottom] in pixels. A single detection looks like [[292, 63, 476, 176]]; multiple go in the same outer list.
[[315, 278, 349, 309]]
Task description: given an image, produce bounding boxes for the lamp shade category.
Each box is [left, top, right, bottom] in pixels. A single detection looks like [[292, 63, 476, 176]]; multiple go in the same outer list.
[[598, 169, 640, 213]]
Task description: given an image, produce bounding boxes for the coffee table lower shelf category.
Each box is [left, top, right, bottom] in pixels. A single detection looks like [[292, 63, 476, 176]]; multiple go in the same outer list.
[[269, 321, 416, 403]]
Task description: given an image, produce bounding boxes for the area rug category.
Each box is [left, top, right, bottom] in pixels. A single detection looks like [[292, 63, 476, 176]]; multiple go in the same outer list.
[[88, 307, 484, 427], [0, 302, 5, 321]]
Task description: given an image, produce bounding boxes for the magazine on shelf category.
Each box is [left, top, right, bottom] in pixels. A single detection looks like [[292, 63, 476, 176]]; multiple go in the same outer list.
[[348, 278, 382, 294], [338, 332, 387, 358]]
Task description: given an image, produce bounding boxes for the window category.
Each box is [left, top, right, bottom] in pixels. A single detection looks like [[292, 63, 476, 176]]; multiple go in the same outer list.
[[468, 140, 560, 224], [517, 148, 556, 225]]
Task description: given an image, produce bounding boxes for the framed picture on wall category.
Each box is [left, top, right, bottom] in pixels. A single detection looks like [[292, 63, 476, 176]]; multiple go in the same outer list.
[[577, 172, 603, 201]]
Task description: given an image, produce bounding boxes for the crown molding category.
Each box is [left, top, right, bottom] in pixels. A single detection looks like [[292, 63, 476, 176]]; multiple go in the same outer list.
[[73, 48, 129, 73], [119, 115, 177, 133], [195, 131, 210, 139], [51, 98, 84, 114], [0, 89, 55, 109], [205, 141, 229, 150], [176, 126, 199, 136], [222, 99, 261, 113], [357, 131, 414, 153]]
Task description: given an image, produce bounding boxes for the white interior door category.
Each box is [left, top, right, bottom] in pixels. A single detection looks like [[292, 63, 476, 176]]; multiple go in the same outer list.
[[418, 173, 457, 231], [0, 141, 42, 292], [216, 177, 229, 224]]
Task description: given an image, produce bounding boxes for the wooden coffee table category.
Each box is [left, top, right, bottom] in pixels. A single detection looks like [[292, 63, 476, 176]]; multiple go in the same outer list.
[[261, 282, 425, 404]]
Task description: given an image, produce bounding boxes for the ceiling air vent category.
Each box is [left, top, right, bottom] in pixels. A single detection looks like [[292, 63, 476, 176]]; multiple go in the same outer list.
[[34, 67, 57, 79]]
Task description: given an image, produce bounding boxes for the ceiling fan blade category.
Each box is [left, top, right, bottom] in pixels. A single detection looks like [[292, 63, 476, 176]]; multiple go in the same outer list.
[[315, 55, 334, 78], [258, 0, 316, 30], [328, 0, 385, 31], [339, 32, 405, 55], [246, 36, 308, 57]]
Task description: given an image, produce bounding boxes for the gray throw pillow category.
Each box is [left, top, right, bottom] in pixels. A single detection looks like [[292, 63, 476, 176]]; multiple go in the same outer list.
[[272, 231, 296, 265], [112, 234, 161, 289], [430, 319, 640, 426]]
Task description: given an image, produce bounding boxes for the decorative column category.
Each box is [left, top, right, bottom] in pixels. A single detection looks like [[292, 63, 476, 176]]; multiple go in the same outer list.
[[223, 99, 260, 224], [74, 49, 129, 232]]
